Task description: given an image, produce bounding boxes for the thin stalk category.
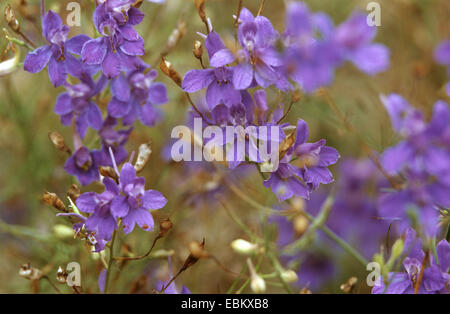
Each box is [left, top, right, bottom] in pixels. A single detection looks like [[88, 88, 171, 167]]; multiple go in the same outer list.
[[104, 230, 117, 294]]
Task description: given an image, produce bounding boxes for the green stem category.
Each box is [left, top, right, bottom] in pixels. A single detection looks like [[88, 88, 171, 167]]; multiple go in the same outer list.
[[268, 253, 293, 294], [104, 230, 117, 294]]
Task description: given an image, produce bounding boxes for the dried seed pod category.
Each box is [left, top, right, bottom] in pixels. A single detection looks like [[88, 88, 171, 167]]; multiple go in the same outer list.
[[293, 214, 309, 236], [48, 131, 71, 155], [19, 263, 43, 281], [66, 184, 80, 201], [180, 238, 205, 271], [4, 5, 20, 32], [132, 0, 144, 8], [56, 266, 68, 284], [299, 287, 312, 294], [164, 20, 187, 54], [194, 0, 207, 27], [42, 192, 67, 212], [99, 166, 119, 183], [193, 40, 203, 59], [159, 218, 173, 237], [340, 276, 358, 293], [160, 57, 182, 86], [189, 239, 208, 259], [134, 142, 152, 173]]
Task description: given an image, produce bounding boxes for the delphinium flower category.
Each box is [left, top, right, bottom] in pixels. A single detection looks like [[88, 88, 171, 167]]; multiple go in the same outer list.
[[372, 229, 450, 294], [434, 40, 450, 96], [24, 9, 91, 86], [378, 94, 450, 235], [282, 2, 389, 93], [64, 146, 101, 186], [264, 119, 340, 201], [110, 161, 167, 234], [97, 116, 133, 167], [55, 72, 107, 138], [182, 30, 242, 109], [107, 67, 168, 126], [233, 8, 290, 91], [81, 0, 146, 78]]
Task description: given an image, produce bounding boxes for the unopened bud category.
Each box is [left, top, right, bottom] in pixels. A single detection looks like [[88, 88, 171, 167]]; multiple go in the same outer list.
[[42, 192, 67, 212], [99, 166, 119, 182], [230, 239, 259, 255], [291, 197, 305, 212], [48, 131, 71, 154], [193, 40, 203, 59], [293, 215, 309, 236], [53, 224, 74, 239], [19, 263, 43, 281], [340, 276, 358, 293], [56, 266, 68, 284], [391, 239, 404, 260], [281, 270, 298, 283], [247, 258, 266, 293], [134, 142, 152, 173], [160, 57, 182, 86]]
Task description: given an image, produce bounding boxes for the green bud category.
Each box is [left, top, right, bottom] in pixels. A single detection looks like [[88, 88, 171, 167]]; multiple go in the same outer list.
[[53, 224, 74, 239]]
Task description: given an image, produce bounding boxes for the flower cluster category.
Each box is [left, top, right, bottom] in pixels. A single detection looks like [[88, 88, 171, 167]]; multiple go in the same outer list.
[[24, 0, 168, 251], [179, 3, 391, 201], [378, 94, 450, 236], [372, 229, 450, 294]]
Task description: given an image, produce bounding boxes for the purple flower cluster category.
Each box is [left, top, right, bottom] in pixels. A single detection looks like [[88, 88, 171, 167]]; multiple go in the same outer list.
[[379, 94, 450, 235], [373, 229, 450, 294], [24, 2, 168, 187]]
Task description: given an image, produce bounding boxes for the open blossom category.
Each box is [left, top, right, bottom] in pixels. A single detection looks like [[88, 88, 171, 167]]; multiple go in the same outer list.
[[55, 73, 107, 138], [282, 3, 389, 92], [81, 1, 146, 78], [182, 31, 241, 109], [233, 8, 290, 91], [264, 119, 340, 201], [107, 67, 168, 126], [64, 146, 101, 186], [379, 94, 450, 235], [97, 116, 132, 167], [110, 163, 167, 234], [24, 10, 91, 86], [372, 229, 450, 294]]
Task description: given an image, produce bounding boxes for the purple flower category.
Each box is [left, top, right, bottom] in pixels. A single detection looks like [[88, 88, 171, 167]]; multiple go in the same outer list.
[[182, 31, 241, 109], [107, 68, 168, 126], [75, 177, 120, 251], [55, 73, 107, 138], [97, 116, 132, 167], [81, 2, 146, 78], [435, 40, 450, 75], [64, 146, 101, 186], [233, 8, 290, 91], [24, 10, 91, 86], [372, 229, 450, 294], [264, 119, 340, 201], [110, 163, 167, 234]]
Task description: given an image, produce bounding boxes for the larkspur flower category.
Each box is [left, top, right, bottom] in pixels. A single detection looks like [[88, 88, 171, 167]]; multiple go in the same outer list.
[[110, 162, 167, 234], [81, 1, 146, 78], [97, 116, 133, 167], [107, 67, 168, 126], [233, 8, 290, 91], [24, 10, 91, 87], [182, 31, 241, 109], [55, 73, 107, 138], [264, 119, 340, 201], [372, 229, 450, 294], [378, 94, 450, 235], [64, 146, 101, 186]]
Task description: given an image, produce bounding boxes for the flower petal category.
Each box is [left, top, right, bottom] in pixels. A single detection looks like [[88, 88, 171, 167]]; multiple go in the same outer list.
[[143, 190, 167, 210]]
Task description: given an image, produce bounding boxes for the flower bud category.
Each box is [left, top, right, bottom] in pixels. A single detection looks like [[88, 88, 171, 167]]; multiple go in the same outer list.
[[230, 239, 259, 255], [250, 274, 266, 293], [291, 197, 306, 212], [159, 218, 173, 237], [391, 238, 404, 260], [293, 215, 309, 236], [189, 240, 208, 259], [53, 224, 74, 239], [56, 266, 68, 284], [281, 269, 298, 283]]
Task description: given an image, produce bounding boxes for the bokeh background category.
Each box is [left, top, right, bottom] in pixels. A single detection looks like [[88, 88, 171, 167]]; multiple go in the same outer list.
[[0, 0, 449, 293]]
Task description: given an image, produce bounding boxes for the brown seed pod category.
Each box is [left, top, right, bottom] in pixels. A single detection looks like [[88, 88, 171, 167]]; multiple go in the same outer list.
[[160, 57, 182, 87], [193, 40, 203, 59], [134, 142, 152, 173], [42, 192, 67, 212], [100, 166, 119, 183], [48, 131, 71, 155], [66, 184, 81, 202]]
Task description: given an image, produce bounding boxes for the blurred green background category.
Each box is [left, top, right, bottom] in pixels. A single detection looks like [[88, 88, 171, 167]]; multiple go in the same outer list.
[[0, 0, 449, 293]]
